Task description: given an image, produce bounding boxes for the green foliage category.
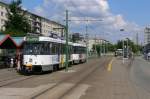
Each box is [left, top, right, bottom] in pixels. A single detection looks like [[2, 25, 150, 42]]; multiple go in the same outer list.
[[115, 39, 142, 53], [114, 40, 123, 49], [92, 43, 115, 56], [108, 43, 115, 52], [4, 0, 31, 37], [4, 28, 26, 37]]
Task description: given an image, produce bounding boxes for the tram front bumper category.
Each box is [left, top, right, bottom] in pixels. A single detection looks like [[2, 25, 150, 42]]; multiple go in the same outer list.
[[22, 64, 33, 72]]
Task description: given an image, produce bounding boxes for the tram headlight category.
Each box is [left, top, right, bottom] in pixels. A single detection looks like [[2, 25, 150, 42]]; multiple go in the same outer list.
[[26, 64, 32, 67]]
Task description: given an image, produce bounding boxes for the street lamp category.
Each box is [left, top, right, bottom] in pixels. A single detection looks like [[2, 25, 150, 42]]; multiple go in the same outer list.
[[101, 33, 109, 56], [120, 29, 125, 63], [120, 29, 130, 63]]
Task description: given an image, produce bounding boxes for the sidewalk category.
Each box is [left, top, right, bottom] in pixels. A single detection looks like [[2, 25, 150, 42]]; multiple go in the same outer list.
[[81, 57, 150, 99], [130, 56, 150, 98], [111, 57, 150, 99]]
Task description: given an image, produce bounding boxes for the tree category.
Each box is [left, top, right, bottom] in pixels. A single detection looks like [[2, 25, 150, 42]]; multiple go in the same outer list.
[[4, 0, 31, 37], [92, 43, 115, 56], [115, 39, 142, 53], [115, 40, 123, 49]]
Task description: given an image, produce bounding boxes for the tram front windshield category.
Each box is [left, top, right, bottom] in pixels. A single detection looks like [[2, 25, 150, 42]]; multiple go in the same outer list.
[[23, 42, 50, 55]]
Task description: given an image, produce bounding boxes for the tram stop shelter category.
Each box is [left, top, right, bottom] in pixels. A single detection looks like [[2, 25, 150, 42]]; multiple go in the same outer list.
[[0, 34, 24, 68]]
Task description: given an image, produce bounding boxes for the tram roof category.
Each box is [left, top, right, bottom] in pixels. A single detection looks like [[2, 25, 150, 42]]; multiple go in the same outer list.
[[25, 36, 86, 47], [39, 36, 66, 44], [73, 43, 86, 47], [39, 37, 84, 46]]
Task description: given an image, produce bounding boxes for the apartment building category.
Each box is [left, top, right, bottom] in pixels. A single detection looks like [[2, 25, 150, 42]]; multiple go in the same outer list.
[[26, 12, 42, 35], [0, 1, 65, 37], [144, 27, 150, 45], [0, 2, 7, 31], [88, 38, 105, 52], [41, 18, 65, 37]]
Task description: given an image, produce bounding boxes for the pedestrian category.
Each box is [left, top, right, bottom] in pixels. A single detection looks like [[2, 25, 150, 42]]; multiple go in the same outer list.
[[10, 58, 14, 68], [16, 53, 22, 72], [8, 57, 14, 71], [5, 57, 9, 68]]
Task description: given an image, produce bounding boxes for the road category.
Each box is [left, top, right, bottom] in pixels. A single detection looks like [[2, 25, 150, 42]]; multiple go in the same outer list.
[[0, 56, 150, 99], [130, 56, 150, 97]]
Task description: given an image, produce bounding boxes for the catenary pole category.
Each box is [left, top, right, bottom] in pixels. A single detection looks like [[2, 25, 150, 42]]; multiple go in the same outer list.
[[65, 10, 69, 72], [85, 23, 89, 62]]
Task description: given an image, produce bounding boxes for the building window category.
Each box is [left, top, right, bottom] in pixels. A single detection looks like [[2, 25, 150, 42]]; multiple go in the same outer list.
[[1, 12, 4, 16], [5, 13, 8, 17], [1, 5, 4, 9], [2, 26, 5, 31], [1, 19, 5, 24]]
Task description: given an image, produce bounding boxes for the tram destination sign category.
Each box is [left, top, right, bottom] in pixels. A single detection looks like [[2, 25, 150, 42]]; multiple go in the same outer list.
[[26, 36, 39, 42]]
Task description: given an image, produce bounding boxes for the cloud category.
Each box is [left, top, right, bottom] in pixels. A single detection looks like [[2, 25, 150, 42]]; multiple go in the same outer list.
[[0, 0, 11, 3], [32, 0, 143, 43]]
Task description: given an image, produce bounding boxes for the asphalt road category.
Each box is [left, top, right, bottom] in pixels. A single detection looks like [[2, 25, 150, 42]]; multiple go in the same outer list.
[[130, 56, 150, 94], [34, 56, 111, 99], [0, 56, 111, 99], [1, 56, 150, 99]]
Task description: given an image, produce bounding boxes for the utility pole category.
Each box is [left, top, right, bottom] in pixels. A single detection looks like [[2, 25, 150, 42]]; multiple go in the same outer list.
[[94, 34, 97, 57], [65, 10, 69, 72], [136, 33, 139, 45], [126, 38, 129, 58], [103, 40, 106, 55], [100, 37, 102, 57], [106, 41, 108, 54], [122, 40, 125, 63], [85, 24, 89, 62]]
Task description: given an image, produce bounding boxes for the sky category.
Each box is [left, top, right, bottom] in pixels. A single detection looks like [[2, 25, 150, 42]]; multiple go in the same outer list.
[[1, 0, 149, 44]]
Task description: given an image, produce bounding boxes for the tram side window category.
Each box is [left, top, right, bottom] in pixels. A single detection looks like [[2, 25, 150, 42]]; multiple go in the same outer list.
[[83, 47, 86, 53], [81, 47, 86, 54], [76, 46, 86, 54], [68, 45, 71, 54], [52, 43, 56, 54], [61, 44, 65, 54], [52, 43, 59, 55], [79, 47, 82, 54], [58, 43, 61, 55], [70, 45, 73, 54], [61, 44, 64, 54], [41, 43, 50, 55], [49, 43, 52, 54], [72, 46, 74, 54], [73, 46, 78, 54]]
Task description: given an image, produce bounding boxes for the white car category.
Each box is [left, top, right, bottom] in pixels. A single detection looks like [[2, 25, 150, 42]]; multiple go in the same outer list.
[[147, 52, 150, 60]]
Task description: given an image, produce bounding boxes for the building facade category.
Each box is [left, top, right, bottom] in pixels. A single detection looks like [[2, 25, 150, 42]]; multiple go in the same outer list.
[[0, 1, 65, 37], [88, 38, 104, 52], [144, 27, 150, 45], [0, 2, 7, 31], [41, 19, 65, 37], [26, 12, 42, 35]]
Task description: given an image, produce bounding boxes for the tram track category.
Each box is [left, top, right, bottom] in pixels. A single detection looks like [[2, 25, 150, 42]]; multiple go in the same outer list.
[[0, 57, 101, 88], [0, 75, 36, 87], [31, 56, 111, 99], [59, 57, 110, 99]]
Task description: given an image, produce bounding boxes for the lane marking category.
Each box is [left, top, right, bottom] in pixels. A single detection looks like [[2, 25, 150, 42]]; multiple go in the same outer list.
[[107, 58, 114, 72]]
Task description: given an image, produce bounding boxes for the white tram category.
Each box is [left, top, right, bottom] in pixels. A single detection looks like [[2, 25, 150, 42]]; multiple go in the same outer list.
[[21, 36, 86, 73], [72, 43, 87, 64]]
